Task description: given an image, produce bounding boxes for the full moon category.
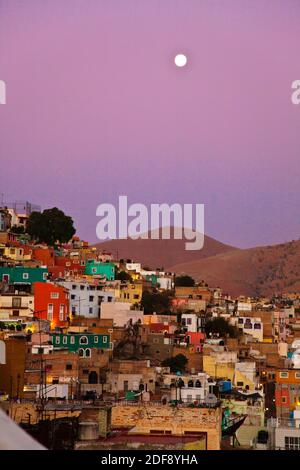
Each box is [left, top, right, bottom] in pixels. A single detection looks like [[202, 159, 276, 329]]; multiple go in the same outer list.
[[174, 54, 187, 67]]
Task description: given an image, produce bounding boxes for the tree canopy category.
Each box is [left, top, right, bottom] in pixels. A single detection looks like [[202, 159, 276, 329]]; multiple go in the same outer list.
[[115, 269, 133, 282], [161, 354, 188, 373], [205, 317, 239, 338], [141, 289, 172, 314], [27, 207, 76, 246], [174, 275, 195, 287]]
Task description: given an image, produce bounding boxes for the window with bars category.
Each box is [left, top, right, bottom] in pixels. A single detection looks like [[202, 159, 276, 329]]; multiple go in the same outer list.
[[285, 436, 300, 450]]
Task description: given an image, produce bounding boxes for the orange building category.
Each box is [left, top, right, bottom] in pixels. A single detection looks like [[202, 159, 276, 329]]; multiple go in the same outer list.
[[33, 282, 69, 329], [275, 369, 300, 418]]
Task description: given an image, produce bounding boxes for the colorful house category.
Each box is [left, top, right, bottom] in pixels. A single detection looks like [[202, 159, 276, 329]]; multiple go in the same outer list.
[[84, 260, 115, 280], [33, 282, 69, 328], [50, 332, 111, 357], [0, 266, 48, 285]]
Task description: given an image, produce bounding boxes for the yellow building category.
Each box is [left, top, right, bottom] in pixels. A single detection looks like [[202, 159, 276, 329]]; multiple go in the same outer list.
[[118, 282, 143, 304], [203, 351, 257, 391], [1, 246, 28, 262]]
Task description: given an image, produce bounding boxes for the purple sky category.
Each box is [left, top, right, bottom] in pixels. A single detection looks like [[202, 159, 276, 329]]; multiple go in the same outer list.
[[1, 0, 300, 248]]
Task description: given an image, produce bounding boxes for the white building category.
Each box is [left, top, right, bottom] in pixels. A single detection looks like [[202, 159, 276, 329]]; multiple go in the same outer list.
[[267, 416, 300, 450], [236, 316, 263, 342], [57, 280, 115, 318], [181, 313, 203, 333], [0, 293, 34, 317], [100, 301, 144, 327]]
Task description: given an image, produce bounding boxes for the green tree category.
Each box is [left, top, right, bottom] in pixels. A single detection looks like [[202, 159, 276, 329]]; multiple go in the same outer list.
[[27, 207, 76, 246], [205, 317, 239, 338], [174, 275, 195, 287], [10, 225, 25, 234], [161, 354, 188, 372], [115, 269, 132, 282], [141, 290, 172, 314]]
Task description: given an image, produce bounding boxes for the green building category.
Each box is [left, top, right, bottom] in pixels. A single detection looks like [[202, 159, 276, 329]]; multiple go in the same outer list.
[[51, 333, 111, 357], [84, 260, 115, 280], [0, 266, 48, 284], [145, 273, 158, 287]]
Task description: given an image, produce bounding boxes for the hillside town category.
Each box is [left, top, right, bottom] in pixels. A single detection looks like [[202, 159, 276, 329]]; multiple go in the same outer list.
[[1, 203, 300, 451]]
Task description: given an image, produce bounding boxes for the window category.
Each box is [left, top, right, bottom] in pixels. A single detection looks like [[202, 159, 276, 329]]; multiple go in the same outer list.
[[133, 294, 139, 299], [89, 296, 94, 302], [89, 307, 93, 314], [47, 304, 53, 321], [80, 285, 85, 290], [72, 285, 77, 290], [94, 336, 98, 343], [71, 294, 75, 300], [92, 268, 97, 274], [280, 372, 289, 379], [79, 336, 88, 345], [103, 336, 107, 343], [43, 272, 48, 280], [12, 297, 21, 308], [55, 336, 60, 345], [295, 372, 300, 379], [282, 396, 287, 403], [70, 336, 75, 344], [85, 348, 91, 358], [66, 363, 72, 370], [237, 381, 244, 387], [285, 436, 300, 450], [59, 304, 64, 321], [238, 318, 244, 324], [22, 273, 29, 280], [78, 348, 84, 357], [63, 336, 67, 345], [254, 323, 261, 329], [51, 292, 59, 299]]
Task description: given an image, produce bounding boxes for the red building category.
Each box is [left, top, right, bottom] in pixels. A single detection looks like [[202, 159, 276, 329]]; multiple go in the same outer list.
[[54, 256, 85, 275], [185, 332, 205, 352], [33, 247, 55, 267], [33, 282, 69, 329]]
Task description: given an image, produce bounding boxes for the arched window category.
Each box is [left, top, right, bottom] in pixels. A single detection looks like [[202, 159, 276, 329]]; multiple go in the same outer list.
[[195, 380, 202, 388], [78, 348, 84, 357], [188, 380, 194, 388], [85, 348, 91, 358], [79, 336, 88, 345]]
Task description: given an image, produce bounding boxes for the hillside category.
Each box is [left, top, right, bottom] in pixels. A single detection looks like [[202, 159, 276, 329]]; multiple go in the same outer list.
[[94, 228, 235, 270], [169, 239, 300, 297]]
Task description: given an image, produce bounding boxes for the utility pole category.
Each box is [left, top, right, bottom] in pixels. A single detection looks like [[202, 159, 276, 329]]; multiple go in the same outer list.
[[30, 308, 47, 417]]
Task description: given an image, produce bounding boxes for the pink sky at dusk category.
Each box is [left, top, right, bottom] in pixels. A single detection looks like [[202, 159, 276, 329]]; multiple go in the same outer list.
[[0, 0, 300, 248]]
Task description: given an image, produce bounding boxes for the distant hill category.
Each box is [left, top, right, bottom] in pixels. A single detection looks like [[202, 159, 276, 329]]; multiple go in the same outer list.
[[94, 227, 235, 270], [95, 229, 300, 296], [169, 239, 300, 297]]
